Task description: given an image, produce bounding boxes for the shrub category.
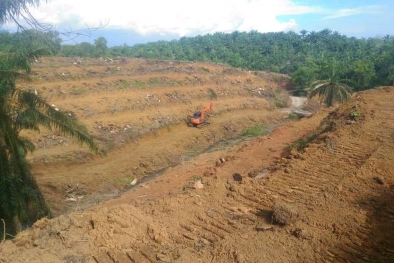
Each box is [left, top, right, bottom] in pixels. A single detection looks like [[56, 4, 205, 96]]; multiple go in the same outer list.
[[290, 131, 319, 151], [288, 112, 300, 121]]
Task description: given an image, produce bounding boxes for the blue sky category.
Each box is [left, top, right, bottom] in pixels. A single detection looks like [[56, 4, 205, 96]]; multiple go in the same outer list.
[[3, 0, 394, 46]]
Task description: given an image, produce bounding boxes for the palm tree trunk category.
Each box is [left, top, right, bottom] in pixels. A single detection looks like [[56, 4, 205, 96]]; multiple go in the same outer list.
[[12, 215, 22, 234]]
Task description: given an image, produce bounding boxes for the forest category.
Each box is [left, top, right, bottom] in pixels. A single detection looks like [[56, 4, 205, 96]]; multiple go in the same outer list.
[[1, 29, 393, 95]]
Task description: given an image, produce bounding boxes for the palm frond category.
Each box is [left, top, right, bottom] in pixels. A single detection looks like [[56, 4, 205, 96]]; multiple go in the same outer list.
[[0, 52, 32, 76], [0, 70, 28, 80], [309, 78, 352, 107], [11, 89, 99, 153], [0, 0, 42, 24], [26, 47, 53, 58]]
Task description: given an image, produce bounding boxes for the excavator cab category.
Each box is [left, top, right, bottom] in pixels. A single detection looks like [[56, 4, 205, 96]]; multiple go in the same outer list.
[[189, 103, 213, 128], [193, 111, 202, 118]]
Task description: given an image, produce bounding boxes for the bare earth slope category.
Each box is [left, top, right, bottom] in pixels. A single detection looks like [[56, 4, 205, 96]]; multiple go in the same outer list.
[[1, 81, 393, 261], [16, 57, 291, 215]]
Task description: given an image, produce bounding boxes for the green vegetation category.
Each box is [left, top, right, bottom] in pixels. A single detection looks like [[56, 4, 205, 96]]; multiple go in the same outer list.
[[308, 58, 352, 106], [288, 112, 300, 121], [117, 176, 135, 184], [349, 105, 361, 120], [191, 175, 203, 181], [131, 80, 145, 88], [147, 78, 159, 85], [290, 132, 320, 151], [71, 86, 84, 95], [241, 125, 269, 137], [118, 80, 130, 89], [207, 88, 218, 100]]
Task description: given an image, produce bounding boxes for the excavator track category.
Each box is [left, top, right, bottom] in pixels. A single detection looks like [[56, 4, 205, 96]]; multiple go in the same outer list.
[[196, 122, 210, 128]]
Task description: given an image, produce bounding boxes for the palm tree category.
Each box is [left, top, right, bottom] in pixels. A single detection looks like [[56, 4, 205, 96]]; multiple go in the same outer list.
[[0, 0, 100, 236], [0, 44, 98, 235], [308, 58, 352, 107]]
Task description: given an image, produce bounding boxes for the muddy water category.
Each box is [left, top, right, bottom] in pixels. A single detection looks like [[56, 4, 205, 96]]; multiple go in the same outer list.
[[282, 96, 312, 116], [289, 96, 307, 108]]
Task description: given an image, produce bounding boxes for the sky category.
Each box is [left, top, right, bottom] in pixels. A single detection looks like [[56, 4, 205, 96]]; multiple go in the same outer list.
[[3, 0, 394, 46]]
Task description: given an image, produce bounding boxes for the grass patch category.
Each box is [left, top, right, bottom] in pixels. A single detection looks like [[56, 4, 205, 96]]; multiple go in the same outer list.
[[191, 175, 202, 181], [275, 101, 286, 108], [116, 176, 135, 184], [288, 112, 300, 121], [147, 77, 160, 86], [207, 88, 218, 100], [290, 131, 320, 151], [131, 80, 145, 88], [241, 125, 269, 137], [118, 80, 130, 89], [71, 86, 84, 95]]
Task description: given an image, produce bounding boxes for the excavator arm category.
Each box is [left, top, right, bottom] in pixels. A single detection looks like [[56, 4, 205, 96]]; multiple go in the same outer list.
[[199, 102, 214, 120]]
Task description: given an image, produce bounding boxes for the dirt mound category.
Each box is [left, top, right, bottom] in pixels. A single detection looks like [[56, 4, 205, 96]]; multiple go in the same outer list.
[[1, 85, 393, 262]]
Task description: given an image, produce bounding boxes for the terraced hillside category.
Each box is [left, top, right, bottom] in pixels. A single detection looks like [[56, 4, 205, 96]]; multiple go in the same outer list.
[[1, 79, 393, 261], [15, 57, 291, 215]]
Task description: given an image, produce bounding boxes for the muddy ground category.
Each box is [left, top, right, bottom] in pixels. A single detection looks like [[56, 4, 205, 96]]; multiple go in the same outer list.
[[0, 58, 393, 263]]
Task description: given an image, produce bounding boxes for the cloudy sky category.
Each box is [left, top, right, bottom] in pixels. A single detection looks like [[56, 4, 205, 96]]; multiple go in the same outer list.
[[4, 0, 394, 46]]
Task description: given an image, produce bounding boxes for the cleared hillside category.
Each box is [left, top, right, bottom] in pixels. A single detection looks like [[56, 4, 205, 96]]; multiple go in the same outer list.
[[16, 57, 291, 215], [1, 79, 393, 261]]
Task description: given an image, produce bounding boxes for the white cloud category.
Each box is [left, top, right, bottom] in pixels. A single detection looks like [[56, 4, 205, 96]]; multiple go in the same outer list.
[[323, 5, 382, 20], [11, 0, 323, 36]]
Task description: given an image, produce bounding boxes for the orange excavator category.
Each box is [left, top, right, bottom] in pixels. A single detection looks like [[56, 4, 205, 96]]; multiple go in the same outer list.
[[188, 102, 214, 128]]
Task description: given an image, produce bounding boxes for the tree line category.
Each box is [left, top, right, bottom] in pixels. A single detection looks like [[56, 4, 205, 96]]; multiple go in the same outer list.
[[60, 30, 394, 95], [1, 29, 393, 94]]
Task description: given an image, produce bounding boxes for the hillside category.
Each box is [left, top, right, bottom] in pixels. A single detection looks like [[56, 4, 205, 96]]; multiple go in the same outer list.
[[15, 57, 291, 216], [0, 57, 393, 262]]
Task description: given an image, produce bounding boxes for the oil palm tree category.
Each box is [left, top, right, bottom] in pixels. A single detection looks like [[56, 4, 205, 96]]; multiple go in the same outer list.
[[0, 47, 98, 235], [309, 58, 352, 107], [0, 0, 99, 236]]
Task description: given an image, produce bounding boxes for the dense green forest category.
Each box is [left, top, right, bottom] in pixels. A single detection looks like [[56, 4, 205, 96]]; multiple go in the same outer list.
[[1, 29, 394, 95]]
